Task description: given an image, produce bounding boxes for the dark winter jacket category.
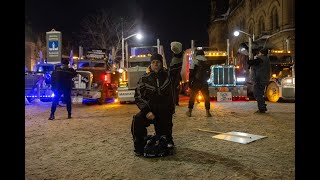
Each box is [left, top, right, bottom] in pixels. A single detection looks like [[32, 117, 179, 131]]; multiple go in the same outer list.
[[248, 55, 270, 83], [169, 52, 183, 87], [189, 55, 211, 87], [134, 68, 175, 115], [51, 65, 77, 91]]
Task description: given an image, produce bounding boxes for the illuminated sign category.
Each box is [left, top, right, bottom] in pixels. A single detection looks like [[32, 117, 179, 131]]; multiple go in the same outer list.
[[46, 29, 62, 63]]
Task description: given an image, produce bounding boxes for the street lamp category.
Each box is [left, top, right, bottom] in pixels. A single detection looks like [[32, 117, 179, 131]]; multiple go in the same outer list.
[[233, 30, 255, 60], [121, 33, 143, 69]]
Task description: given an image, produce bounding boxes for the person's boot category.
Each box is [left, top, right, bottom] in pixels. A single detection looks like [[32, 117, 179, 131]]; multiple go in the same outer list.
[[205, 110, 212, 117], [68, 113, 72, 119], [186, 108, 192, 117], [48, 113, 55, 120]]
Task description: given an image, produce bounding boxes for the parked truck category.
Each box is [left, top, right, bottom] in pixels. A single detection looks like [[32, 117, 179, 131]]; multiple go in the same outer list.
[[25, 62, 60, 102], [265, 50, 295, 102], [72, 54, 119, 105], [116, 45, 167, 104], [180, 47, 248, 101], [25, 49, 119, 105], [235, 49, 295, 102]]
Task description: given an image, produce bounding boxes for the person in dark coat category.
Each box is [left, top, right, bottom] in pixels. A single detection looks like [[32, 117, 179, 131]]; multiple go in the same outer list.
[[170, 42, 183, 106], [48, 59, 77, 120], [131, 42, 183, 156], [247, 48, 270, 113], [186, 49, 212, 117]]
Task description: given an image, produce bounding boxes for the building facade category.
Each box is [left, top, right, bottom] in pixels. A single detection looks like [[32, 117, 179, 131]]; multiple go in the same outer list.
[[25, 41, 37, 71], [209, 0, 295, 58]]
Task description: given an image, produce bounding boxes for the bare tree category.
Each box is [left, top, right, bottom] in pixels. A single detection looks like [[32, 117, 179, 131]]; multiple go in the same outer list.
[[78, 9, 139, 63], [35, 33, 47, 60]]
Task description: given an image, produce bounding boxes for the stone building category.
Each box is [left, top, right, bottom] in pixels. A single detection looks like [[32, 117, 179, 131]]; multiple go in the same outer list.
[[209, 0, 295, 59], [25, 41, 37, 71]]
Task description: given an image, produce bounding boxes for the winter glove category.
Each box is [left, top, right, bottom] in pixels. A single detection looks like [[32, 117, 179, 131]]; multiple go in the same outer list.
[[170, 41, 182, 54]]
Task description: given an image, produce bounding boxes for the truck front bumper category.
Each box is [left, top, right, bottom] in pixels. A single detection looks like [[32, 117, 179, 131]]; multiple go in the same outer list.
[[209, 85, 248, 100]]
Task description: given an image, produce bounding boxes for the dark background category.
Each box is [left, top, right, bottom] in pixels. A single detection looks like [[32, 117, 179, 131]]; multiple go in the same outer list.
[[26, 0, 212, 59]]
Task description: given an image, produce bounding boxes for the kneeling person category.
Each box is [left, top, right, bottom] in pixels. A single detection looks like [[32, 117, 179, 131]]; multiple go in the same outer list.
[[131, 52, 181, 156]]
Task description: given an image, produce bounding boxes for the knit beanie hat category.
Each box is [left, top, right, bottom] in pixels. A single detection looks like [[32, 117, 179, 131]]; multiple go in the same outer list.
[[150, 53, 163, 63], [170, 41, 182, 54]]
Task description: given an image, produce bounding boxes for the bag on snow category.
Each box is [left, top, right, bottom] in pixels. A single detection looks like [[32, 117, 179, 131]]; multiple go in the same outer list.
[[143, 135, 173, 158]]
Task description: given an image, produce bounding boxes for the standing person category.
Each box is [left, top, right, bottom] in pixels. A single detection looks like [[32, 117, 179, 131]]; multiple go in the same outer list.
[[131, 42, 183, 156], [247, 48, 270, 113], [48, 59, 77, 120], [170, 41, 183, 106], [186, 49, 212, 117]]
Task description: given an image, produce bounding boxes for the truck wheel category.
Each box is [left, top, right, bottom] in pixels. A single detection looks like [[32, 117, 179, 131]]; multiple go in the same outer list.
[[98, 84, 108, 105], [266, 82, 279, 102], [98, 92, 106, 105]]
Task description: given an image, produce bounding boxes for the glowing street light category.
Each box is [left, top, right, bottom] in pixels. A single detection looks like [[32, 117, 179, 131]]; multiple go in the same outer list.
[[121, 33, 143, 69], [233, 30, 255, 60]]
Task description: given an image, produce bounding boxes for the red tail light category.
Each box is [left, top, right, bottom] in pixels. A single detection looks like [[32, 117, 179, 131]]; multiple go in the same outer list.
[[103, 74, 108, 82]]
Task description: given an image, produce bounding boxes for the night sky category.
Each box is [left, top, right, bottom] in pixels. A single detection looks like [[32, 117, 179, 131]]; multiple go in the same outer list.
[[26, 0, 212, 56]]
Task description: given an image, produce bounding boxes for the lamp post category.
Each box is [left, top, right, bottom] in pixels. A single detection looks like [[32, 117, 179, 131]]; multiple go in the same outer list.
[[121, 33, 143, 69], [234, 30, 255, 60]]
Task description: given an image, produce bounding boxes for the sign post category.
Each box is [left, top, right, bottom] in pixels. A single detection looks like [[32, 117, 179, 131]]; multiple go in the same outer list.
[[46, 29, 62, 63]]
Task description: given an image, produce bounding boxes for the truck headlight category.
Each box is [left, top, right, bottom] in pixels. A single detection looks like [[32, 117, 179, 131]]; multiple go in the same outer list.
[[282, 77, 294, 85], [282, 77, 295, 87], [118, 68, 124, 73]]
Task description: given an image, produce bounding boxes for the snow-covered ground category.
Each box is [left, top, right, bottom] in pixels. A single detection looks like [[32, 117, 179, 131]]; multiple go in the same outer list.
[[25, 97, 295, 179]]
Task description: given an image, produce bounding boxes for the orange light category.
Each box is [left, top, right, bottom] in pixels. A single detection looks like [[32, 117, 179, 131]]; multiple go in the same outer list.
[[123, 72, 126, 81]]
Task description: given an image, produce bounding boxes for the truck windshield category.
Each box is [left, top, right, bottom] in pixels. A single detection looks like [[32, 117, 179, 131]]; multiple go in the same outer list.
[[269, 54, 294, 78], [37, 65, 54, 73], [131, 46, 158, 56], [206, 56, 227, 66]]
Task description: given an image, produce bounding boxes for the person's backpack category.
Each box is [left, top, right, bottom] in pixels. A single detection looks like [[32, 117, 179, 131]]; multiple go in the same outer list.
[[143, 135, 173, 158], [194, 60, 210, 82]]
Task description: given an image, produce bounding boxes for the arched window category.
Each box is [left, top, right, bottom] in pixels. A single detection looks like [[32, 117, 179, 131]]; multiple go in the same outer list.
[[258, 16, 265, 35], [240, 18, 245, 30], [271, 7, 279, 30], [248, 24, 254, 36]]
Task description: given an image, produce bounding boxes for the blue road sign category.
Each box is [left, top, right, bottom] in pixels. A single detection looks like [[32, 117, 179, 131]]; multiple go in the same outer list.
[[48, 41, 59, 51]]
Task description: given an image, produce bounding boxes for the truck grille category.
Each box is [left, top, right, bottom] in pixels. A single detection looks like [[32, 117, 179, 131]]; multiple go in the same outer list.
[[210, 65, 236, 86], [127, 67, 147, 89], [281, 87, 295, 98], [25, 74, 44, 89]]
